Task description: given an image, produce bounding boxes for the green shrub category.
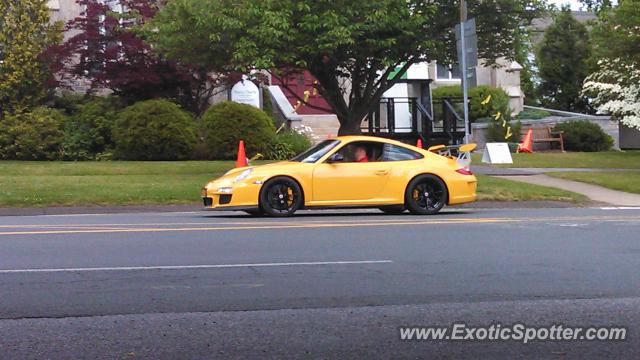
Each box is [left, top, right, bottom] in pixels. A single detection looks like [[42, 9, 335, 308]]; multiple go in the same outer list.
[[113, 99, 196, 160], [266, 141, 296, 160], [0, 107, 67, 160], [49, 90, 91, 115], [485, 114, 522, 144], [62, 97, 121, 160], [201, 101, 275, 159], [266, 129, 312, 160], [553, 120, 613, 152], [432, 85, 510, 121], [277, 129, 311, 154]]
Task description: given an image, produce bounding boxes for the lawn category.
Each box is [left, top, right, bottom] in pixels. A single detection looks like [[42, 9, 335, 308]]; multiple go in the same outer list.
[[0, 161, 587, 207], [471, 151, 640, 169], [475, 175, 587, 203], [547, 172, 640, 195], [0, 161, 244, 207]]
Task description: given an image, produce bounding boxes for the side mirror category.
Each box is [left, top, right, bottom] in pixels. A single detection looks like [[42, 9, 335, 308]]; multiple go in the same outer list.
[[328, 153, 344, 163]]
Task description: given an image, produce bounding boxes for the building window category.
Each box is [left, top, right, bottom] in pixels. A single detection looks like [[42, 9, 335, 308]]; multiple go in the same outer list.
[[436, 63, 461, 80]]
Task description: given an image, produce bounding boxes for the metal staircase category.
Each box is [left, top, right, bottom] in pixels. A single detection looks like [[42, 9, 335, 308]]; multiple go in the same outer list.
[[361, 96, 468, 146]]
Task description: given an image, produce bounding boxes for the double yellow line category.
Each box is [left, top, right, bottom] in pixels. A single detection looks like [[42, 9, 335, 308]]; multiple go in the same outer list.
[[0, 215, 638, 236]]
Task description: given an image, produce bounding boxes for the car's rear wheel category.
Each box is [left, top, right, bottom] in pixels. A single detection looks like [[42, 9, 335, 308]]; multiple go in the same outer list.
[[379, 205, 406, 214], [405, 174, 448, 215], [259, 176, 303, 217]]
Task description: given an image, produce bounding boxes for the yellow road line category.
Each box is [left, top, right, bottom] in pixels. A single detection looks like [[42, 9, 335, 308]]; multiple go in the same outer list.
[[0, 215, 637, 230], [0, 218, 512, 229], [0, 215, 638, 236]]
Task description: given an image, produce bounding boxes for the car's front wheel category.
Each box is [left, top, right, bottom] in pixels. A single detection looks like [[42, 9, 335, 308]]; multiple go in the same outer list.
[[259, 176, 303, 217], [405, 174, 448, 215]]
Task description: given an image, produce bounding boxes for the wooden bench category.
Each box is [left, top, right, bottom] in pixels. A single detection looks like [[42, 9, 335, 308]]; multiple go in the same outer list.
[[522, 126, 564, 152]]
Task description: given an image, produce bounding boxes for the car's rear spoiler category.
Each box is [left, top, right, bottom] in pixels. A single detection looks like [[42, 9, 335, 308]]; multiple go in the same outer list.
[[427, 143, 477, 169]]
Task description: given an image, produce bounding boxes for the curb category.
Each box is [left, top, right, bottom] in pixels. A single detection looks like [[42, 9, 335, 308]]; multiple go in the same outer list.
[[0, 204, 199, 217]]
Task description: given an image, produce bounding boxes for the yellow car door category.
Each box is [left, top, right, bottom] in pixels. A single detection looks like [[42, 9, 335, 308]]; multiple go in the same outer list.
[[312, 161, 391, 202]]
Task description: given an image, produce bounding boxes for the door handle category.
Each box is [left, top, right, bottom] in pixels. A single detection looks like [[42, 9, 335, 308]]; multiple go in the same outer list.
[[375, 170, 389, 175]]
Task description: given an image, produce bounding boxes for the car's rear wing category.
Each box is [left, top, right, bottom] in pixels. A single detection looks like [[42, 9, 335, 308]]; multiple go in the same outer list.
[[427, 143, 477, 169]]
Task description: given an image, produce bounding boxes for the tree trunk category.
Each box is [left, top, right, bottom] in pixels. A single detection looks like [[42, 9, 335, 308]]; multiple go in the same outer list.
[[337, 114, 364, 135]]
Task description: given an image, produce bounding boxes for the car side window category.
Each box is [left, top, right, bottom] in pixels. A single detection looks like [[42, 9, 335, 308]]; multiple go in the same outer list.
[[330, 141, 383, 163], [380, 144, 423, 161]]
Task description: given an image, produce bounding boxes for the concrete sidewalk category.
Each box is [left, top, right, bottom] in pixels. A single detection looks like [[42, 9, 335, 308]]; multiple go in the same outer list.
[[472, 165, 640, 176], [497, 174, 640, 206]]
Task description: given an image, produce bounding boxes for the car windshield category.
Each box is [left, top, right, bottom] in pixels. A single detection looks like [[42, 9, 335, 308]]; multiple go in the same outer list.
[[291, 140, 341, 163]]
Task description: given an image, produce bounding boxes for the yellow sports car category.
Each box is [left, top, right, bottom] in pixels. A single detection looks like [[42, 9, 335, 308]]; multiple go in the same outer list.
[[202, 135, 477, 216]]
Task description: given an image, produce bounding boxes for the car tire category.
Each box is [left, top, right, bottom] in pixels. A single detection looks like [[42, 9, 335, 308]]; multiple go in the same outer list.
[[259, 176, 303, 217], [405, 174, 448, 215], [379, 205, 406, 214]]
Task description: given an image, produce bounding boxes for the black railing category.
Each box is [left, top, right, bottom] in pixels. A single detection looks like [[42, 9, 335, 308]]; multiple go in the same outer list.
[[362, 96, 467, 145], [365, 98, 420, 134]]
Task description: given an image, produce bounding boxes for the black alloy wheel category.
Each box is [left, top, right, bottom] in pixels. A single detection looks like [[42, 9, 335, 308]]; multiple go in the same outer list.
[[405, 174, 448, 215], [259, 176, 303, 217]]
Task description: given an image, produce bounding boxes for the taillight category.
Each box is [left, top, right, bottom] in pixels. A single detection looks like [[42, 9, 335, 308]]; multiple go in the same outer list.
[[455, 168, 473, 175]]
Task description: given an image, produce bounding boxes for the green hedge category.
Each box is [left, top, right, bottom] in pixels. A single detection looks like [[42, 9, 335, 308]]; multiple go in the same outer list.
[[113, 99, 197, 160], [553, 120, 613, 152], [62, 97, 121, 160], [200, 101, 275, 159], [432, 85, 510, 121], [0, 107, 67, 160]]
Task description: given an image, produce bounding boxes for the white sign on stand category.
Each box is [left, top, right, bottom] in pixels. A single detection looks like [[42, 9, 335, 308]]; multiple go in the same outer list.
[[231, 78, 261, 108], [482, 142, 513, 164]]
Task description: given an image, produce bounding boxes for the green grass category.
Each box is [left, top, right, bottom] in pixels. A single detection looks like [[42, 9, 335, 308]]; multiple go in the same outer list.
[[0, 161, 247, 207], [472, 151, 640, 169], [476, 175, 587, 203], [547, 172, 640, 194], [0, 161, 586, 207]]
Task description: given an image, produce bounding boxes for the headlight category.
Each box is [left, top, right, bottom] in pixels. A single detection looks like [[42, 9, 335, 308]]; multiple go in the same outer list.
[[234, 168, 253, 183], [217, 187, 233, 193]]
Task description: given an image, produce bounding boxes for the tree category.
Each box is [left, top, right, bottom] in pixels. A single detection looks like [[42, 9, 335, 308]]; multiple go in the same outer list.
[[582, 1, 640, 130], [579, 0, 615, 13], [588, 0, 640, 66], [0, 0, 59, 117], [48, 0, 226, 115], [148, 0, 545, 135], [536, 6, 591, 112], [583, 61, 640, 130], [513, 26, 539, 104]]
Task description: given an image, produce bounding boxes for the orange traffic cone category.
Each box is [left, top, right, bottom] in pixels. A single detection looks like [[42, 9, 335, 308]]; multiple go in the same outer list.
[[416, 138, 423, 149], [236, 140, 248, 167], [517, 129, 533, 153]]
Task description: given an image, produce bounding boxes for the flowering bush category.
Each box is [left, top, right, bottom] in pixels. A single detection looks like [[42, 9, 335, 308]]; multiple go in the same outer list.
[[583, 59, 640, 130], [292, 124, 320, 143]]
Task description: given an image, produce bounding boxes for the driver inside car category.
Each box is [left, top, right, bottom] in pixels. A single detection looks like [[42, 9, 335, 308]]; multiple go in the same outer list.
[[354, 145, 369, 162]]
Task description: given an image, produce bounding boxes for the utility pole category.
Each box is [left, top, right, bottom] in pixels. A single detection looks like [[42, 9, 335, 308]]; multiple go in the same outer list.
[[459, 0, 470, 144]]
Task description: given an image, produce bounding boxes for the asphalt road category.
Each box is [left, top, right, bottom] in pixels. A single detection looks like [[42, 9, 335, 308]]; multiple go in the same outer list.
[[1, 206, 639, 359]]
